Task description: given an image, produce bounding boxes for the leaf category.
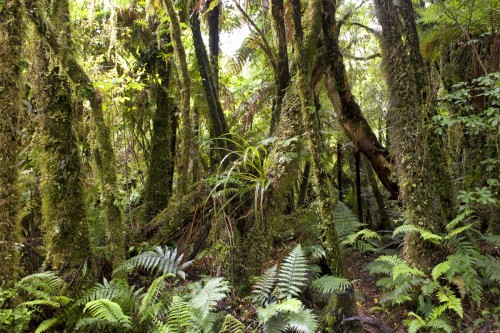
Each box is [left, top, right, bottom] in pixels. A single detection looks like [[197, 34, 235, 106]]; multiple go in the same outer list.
[[311, 275, 352, 294], [34, 318, 59, 333], [277, 245, 309, 299], [432, 261, 451, 281], [83, 299, 131, 328]]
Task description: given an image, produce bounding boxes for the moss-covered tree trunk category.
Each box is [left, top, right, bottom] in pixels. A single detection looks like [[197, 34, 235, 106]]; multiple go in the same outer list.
[[190, 11, 232, 166], [269, 0, 290, 133], [143, 38, 177, 222], [374, 0, 447, 268], [291, 0, 360, 330], [163, 0, 193, 195], [37, 65, 91, 281], [26, 0, 125, 272], [0, 0, 23, 287]]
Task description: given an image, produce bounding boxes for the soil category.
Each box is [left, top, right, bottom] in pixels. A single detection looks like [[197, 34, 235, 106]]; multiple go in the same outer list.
[[345, 250, 408, 333]]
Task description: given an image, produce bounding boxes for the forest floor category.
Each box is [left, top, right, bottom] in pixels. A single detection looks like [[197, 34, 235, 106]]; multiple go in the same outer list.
[[345, 251, 407, 333]]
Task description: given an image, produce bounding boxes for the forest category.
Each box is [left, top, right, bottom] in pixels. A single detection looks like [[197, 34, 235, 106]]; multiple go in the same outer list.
[[0, 0, 499, 332]]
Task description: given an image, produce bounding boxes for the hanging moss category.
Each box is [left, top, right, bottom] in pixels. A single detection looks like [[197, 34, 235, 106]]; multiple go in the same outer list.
[[0, 0, 24, 287]]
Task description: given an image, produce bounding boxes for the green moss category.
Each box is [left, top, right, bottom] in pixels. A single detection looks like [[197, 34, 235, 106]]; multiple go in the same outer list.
[[38, 66, 91, 282], [0, 0, 24, 287]]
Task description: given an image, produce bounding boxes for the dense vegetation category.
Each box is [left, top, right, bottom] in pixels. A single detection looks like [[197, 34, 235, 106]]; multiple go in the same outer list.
[[0, 0, 498, 332]]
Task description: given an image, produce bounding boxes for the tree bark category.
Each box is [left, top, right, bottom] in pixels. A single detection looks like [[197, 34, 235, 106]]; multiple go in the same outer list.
[[0, 0, 23, 287], [162, 0, 193, 195], [143, 38, 177, 222], [291, 0, 360, 329], [207, 0, 220, 86], [322, 6, 399, 199], [190, 11, 232, 165], [26, 0, 125, 272], [269, 0, 290, 133], [374, 0, 446, 268]]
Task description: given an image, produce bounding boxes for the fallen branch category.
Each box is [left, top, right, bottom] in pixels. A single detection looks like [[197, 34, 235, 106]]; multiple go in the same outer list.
[[342, 316, 394, 333]]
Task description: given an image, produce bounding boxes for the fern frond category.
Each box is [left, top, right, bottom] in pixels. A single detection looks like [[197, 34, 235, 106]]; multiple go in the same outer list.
[[139, 274, 172, 321], [436, 287, 463, 318], [427, 317, 453, 333], [393, 224, 420, 237], [219, 314, 244, 333], [78, 278, 142, 314], [167, 296, 193, 332], [311, 275, 352, 294], [83, 299, 132, 328], [189, 277, 229, 318], [406, 312, 425, 333], [253, 265, 278, 305], [34, 318, 59, 333], [114, 246, 192, 279], [277, 245, 309, 299], [17, 271, 66, 299], [332, 202, 363, 240], [286, 308, 319, 333]]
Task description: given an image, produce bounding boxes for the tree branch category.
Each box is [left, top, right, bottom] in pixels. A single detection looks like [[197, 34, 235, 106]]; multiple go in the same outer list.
[[344, 53, 381, 61], [232, 0, 277, 71]]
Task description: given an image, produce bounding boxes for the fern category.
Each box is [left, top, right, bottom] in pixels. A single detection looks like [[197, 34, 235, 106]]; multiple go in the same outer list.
[[277, 245, 309, 299], [166, 296, 193, 333], [219, 314, 244, 333], [78, 278, 142, 314], [139, 274, 171, 321], [83, 299, 131, 329], [252, 265, 278, 306], [34, 318, 59, 333], [311, 275, 352, 294], [114, 246, 192, 279], [17, 272, 66, 299], [189, 277, 229, 318], [332, 201, 363, 240], [286, 308, 318, 333]]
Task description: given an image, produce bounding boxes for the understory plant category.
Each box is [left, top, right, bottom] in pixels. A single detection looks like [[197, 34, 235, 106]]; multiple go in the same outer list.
[[12, 246, 230, 333], [368, 212, 500, 333], [252, 244, 352, 333]]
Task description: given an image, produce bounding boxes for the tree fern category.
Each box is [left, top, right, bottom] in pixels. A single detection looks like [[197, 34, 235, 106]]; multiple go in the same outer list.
[[277, 244, 309, 299], [219, 314, 244, 333], [82, 299, 131, 329], [114, 246, 192, 279]]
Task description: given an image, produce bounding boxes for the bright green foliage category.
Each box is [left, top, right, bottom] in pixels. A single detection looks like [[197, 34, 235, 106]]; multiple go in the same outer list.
[[333, 202, 381, 252], [251, 244, 355, 333], [81, 299, 132, 330], [114, 246, 193, 279], [0, 288, 31, 333], [311, 276, 352, 294], [370, 216, 500, 332], [219, 314, 245, 333], [277, 244, 309, 298]]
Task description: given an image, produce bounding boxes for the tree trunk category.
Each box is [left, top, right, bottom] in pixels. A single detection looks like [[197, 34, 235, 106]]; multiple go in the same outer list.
[[26, 0, 125, 272], [322, 6, 399, 199], [291, 0, 360, 330], [190, 11, 232, 165], [162, 0, 192, 195], [38, 65, 91, 282], [207, 0, 220, 87], [374, 0, 446, 268], [269, 0, 290, 133], [0, 0, 23, 287], [143, 39, 177, 222]]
